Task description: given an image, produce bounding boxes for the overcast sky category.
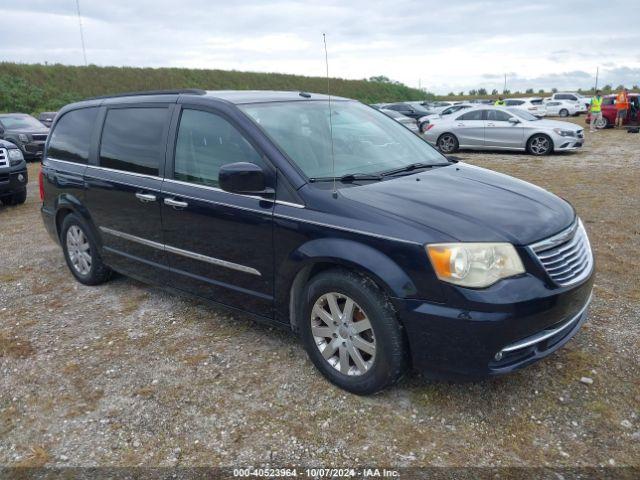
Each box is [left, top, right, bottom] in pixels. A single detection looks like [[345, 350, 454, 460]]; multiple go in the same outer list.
[[2, 0, 639, 94]]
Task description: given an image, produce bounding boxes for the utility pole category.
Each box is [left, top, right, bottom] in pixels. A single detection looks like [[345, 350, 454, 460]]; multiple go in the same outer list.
[[503, 73, 507, 94], [594, 67, 599, 92]]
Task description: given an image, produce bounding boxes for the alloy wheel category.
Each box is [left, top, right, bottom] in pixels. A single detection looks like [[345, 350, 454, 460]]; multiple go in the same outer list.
[[310, 292, 376, 376], [595, 117, 607, 129], [438, 135, 456, 153], [66, 225, 92, 275], [529, 136, 550, 155]]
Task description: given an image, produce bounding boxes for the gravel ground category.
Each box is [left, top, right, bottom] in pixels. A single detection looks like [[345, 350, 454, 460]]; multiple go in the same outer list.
[[0, 119, 638, 470]]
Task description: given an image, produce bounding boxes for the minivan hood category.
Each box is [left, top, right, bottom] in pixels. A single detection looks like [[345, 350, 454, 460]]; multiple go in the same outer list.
[[340, 163, 574, 245]]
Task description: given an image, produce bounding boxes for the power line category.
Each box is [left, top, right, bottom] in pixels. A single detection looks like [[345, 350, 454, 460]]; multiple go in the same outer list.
[[75, 0, 88, 66]]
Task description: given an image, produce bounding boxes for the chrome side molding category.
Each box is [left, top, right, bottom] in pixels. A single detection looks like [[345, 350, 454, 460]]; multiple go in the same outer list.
[[99, 226, 261, 276]]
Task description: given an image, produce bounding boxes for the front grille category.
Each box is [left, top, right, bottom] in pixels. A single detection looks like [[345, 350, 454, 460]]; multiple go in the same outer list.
[[530, 219, 593, 287], [0, 148, 7, 168], [25, 144, 43, 154], [32, 134, 48, 142]]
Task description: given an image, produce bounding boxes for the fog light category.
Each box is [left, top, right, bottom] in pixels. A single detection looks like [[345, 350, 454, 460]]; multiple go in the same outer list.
[[18, 174, 25, 182], [494, 351, 503, 361]]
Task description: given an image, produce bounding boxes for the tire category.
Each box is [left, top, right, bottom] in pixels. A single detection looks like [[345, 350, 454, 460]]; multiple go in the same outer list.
[[61, 213, 112, 285], [527, 134, 553, 156], [437, 133, 459, 153], [595, 116, 608, 129], [299, 269, 409, 395], [559, 109, 569, 117]]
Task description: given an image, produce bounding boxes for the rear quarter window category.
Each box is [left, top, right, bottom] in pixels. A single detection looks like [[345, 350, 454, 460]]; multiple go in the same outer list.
[[99, 107, 169, 176], [47, 107, 99, 163]]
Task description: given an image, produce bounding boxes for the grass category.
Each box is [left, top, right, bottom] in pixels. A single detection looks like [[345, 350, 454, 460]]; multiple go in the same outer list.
[[0, 62, 432, 114]]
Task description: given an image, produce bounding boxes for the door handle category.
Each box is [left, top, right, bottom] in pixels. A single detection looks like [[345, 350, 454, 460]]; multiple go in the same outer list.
[[164, 197, 189, 209], [135, 192, 157, 203], [486, 123, 495, 126]]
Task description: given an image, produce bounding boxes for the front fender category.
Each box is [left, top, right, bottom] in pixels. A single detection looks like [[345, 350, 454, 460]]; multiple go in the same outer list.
[[295, 238, 417, 297], [275, 237, 420, 327]]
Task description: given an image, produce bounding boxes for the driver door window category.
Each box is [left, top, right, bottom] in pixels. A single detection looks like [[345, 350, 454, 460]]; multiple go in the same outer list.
[[174, 109, 264, 188]]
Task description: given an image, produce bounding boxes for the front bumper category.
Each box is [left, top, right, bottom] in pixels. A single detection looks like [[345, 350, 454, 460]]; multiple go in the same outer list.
[[0, 166, 28, 196], [392, 270, 594, 379], [552, 133, 584, 151], [21, 141, 46, 160]]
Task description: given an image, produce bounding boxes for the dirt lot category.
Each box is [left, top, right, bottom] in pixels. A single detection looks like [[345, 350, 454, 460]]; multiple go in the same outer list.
[[0, 118, 638, 470]]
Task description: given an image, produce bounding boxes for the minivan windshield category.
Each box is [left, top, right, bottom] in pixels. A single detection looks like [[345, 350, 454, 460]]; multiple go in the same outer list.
[[240, 101, 448, 179]]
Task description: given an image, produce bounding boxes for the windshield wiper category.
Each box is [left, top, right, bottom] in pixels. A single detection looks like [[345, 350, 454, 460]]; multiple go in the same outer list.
[[309, 173, 382, 183], [379, 162, 450, 177]]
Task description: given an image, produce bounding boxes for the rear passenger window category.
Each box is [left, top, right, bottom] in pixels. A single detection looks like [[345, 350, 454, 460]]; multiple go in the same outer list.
[[487, 110, 512, 122], [99, 107, 168, 176], [47, 107, 98, 163], [458, 110, 484, 121], [174, 109, 264, 188]]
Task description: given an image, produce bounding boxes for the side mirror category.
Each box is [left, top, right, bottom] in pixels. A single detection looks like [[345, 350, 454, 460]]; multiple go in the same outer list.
[[219, 162, 273, 196], [508, 117, 520, 124]]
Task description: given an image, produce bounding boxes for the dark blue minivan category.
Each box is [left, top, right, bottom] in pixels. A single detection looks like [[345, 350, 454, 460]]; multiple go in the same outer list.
[[40, 90, 594, 394]]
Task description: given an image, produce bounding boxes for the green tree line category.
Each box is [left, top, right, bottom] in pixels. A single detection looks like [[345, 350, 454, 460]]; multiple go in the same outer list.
[[0, 63, 434, 114]]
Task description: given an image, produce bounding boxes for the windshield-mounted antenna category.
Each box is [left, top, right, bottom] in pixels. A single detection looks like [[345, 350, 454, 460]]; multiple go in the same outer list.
[[323, 33, 337, 198]]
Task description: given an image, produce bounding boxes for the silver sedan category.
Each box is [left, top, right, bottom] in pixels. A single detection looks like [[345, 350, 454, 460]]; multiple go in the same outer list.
[[422, 106, 584, 156]]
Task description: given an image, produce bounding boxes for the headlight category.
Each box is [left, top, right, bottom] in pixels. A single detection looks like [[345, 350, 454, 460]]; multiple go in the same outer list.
[[8, 148, 24, 165], [553, 128, 575, 137], [426, 243, 525, 288], [18, 133, 29, 143]]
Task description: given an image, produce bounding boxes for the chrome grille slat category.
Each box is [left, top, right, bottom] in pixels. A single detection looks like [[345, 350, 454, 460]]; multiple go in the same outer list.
[[529, 219, 593, 287], [537, 232, 583, 260], [546, 248, 588, 273], [0, 148, 8, 168], [541, 241, 585, 267]]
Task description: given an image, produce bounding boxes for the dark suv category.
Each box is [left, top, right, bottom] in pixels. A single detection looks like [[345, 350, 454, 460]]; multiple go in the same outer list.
[[40, 89, 595, 394], [0, 139, 28, 205], [0, 113, 49, 161]]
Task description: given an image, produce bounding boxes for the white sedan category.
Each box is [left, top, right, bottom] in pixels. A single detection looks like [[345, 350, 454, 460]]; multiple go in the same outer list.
[[504, 98, 547, 117], [544, 100, 582, 117]]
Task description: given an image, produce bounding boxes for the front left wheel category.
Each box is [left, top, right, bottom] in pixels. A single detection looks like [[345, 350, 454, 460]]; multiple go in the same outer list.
[[527, 134, 553, 156], [299, 269, 409, 395]]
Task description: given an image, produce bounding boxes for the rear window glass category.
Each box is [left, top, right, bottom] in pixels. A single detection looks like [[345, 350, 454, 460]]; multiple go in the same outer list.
[[458, 110, 484, 121], [99, 107, 168, 176], [47, 108, 99, 163], [602, 98, 615, 106]]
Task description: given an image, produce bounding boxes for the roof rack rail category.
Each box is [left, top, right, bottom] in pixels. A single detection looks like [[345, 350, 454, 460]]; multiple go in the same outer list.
[[88, 89, 207, 100]]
